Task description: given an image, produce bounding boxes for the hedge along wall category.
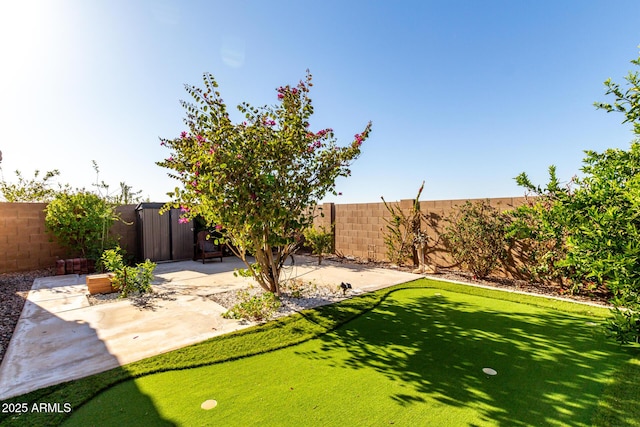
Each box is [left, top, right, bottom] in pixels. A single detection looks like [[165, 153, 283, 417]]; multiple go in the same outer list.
[[316, 197, 528, 278], [0, 203, 137, 273]]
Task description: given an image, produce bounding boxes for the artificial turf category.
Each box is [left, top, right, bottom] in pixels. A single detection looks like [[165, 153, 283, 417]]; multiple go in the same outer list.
[[1, 278, 638, 426], [63, 283, 637, 426]]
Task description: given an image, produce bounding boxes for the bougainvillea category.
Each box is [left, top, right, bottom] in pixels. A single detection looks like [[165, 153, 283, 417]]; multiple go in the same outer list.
[[158, 71, 371, 294]]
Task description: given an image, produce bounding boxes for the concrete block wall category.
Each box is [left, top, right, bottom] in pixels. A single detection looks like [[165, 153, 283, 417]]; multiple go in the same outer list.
[[330, 197, 527, 277], [2, 198, 527, 275], [419, 197, 527, 275], [0, 203, 137, 273], [334, 202, 390, 261], [0, 203, 68, 273]]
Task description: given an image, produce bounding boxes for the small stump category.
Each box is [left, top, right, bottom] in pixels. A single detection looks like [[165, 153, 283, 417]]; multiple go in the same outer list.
[[86, 273, 117, 295]]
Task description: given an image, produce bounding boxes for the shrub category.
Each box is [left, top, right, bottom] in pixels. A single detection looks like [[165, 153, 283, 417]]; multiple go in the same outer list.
[[507, 165, 571, 288], [303, 226, 333, 265], [100, 247, 156, 298], [605, 301, 640, 345], [222, 289, 281, 321], [44, 191, 119, 260], [444, 200, 509, 279]]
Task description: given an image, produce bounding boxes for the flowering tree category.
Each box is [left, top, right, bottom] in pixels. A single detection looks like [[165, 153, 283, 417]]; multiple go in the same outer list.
[[158, 71, 371, 295]]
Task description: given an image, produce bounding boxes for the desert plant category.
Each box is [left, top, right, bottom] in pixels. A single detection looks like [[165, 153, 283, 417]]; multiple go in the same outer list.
[[444, 200, 509, 279], [222, 289, 281, 321], [303, 225, 333, 265], [381, 181, 424, 266]]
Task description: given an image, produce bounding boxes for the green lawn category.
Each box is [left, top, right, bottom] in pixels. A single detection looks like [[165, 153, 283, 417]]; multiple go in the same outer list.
[[2, 279, 638, 426]]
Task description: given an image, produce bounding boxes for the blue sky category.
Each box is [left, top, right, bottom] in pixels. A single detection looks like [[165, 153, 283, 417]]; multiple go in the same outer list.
[[1, 0, 639, 203]]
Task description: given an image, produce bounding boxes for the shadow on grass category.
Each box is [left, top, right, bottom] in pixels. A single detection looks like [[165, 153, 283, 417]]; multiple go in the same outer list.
[[4, 280, 637, 426], [0, 301, 175, 427], [300, 288, 633, 426]]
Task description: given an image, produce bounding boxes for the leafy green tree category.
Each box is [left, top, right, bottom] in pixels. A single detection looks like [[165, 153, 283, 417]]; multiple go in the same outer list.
[[594, 52, 640, 136], [158, 71, 371, 295], [0, 169, 67, 202], [515, 50, 640, 343]]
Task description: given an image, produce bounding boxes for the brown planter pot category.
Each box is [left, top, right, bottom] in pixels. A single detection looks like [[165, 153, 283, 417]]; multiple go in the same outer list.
[[86, 273, 117, 295]]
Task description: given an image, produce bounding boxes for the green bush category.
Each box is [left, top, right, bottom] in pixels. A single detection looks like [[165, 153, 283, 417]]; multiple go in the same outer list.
[[513, 50, 640, 344], [44, 191, 119, 260], [100, 248, 156, 298], [303, 226, 333, 265], [444, 200, 509, 279], [606, 302, 640, 345], [507, 166, 571, 288], [222, 290, 281, 321]]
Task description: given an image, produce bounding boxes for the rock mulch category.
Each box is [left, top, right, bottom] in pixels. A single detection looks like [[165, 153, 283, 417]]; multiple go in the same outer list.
[[208, 280, 352, 320], [0, 268, 55, 365]]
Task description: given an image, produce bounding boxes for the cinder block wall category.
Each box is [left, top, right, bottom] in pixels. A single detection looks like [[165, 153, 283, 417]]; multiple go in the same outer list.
[[334, 202, 389, 261], [0, 203, 137, 273], [330, 197, 527, 277], [0, 203, 67, 273], [419, 197, 527, 277], [2, 198, 527, 275]]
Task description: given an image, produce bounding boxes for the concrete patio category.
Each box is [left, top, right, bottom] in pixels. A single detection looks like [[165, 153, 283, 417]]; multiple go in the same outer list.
[[0, 256, 419, 400]]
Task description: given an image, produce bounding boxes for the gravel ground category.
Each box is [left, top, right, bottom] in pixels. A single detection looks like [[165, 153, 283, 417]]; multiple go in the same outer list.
[[208, 279, 353, 320], [0, 268, 55, 365], [0, 260, 612, 366]]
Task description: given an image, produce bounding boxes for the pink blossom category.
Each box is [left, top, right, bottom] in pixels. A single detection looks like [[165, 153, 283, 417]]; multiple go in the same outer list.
[[209, 148, 215, 154], [215, 224, 222, 230], [178, 217, 189, 224], [236, 154, 243, 159], [180, 205, 190, 212], [180, 131, 188, 139], [292, 88, 298, 95], [277, 93, 284, 99], [190, 180, 197, 187], [167, 156, 174, 162]]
